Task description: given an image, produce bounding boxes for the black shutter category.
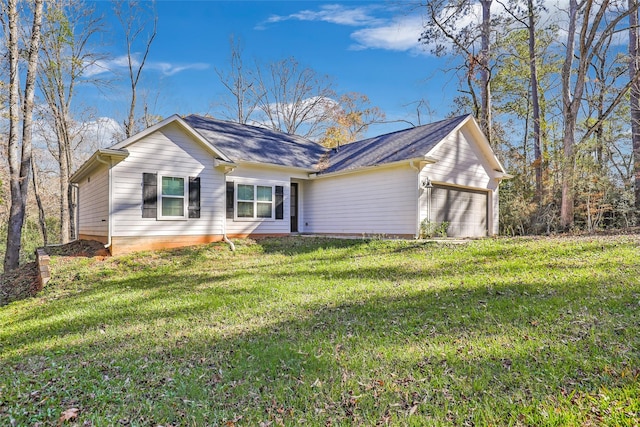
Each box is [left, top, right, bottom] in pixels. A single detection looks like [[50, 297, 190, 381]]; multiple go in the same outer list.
[[188, 177, 201, 218], [142, 173, 157, 218], [226, 181, 234, 219], [275, 185, 284, 220]]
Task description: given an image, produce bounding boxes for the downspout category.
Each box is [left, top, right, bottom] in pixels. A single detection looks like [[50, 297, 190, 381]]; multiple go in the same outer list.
[[222, 170, 235, 252], [71, 183, 79, 241], [409, 161, 421, 239], [95, 155, 113, 250]]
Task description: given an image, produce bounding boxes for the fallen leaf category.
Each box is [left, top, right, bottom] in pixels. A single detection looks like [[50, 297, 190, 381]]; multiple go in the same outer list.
[[58, 407, 79, 424]]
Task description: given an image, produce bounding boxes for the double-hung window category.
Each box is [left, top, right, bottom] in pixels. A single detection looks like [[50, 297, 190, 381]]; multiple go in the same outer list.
[[236, 184, 274, 219], [159, 175, 187, 219], [142, 173, 200, 219]]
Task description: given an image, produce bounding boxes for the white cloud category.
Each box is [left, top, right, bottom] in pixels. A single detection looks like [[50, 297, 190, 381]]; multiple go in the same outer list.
[[350, 15, 425, 53], [259, 3, 428, 54], [260, 4, 383, 28], [258, 0, 630, 58], [83, 55, 209, 78], [81, 117, 124, 147], [146, 61, 210, 76]]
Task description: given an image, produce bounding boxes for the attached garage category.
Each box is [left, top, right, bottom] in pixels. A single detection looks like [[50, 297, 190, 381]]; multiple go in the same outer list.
[[429, 185, 488, 237]]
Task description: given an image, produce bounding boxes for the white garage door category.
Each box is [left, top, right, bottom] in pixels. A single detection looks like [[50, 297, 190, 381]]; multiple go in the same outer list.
[[431, 185, 488, 237]]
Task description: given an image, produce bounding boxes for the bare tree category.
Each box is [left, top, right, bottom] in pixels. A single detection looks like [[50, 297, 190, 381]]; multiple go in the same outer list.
[[254, 57, 337, 139], [38, 0, 104, 243], [114, 0, 157, 138], [2, 0, 44, 271], [421, 0, 495, 143], [631, 0, 640, 212], [560, 0, 640, 229], [216, 35, 262, 124]]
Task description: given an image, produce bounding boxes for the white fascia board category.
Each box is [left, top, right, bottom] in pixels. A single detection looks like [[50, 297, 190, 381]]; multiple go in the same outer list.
[[310, 156, 435, 180], [70, 149, 129, 183], [235, 160, 317, 175]]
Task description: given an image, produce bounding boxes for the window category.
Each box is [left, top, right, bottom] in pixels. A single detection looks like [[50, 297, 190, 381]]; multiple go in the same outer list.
[[235, 183, 275, 220], [142, 173, 200, 219], [160, 176, 186, 218]]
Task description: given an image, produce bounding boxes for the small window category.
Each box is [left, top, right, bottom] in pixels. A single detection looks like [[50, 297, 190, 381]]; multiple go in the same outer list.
[[159, 175, 187, 219], [235, 183, 274, 220]]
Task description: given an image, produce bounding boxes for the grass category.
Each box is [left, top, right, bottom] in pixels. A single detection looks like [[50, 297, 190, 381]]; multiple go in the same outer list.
[[0, 236, 639, 426]]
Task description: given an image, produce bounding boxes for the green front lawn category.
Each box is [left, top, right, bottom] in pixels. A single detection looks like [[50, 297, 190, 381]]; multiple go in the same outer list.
[[1, 236, 639, 426]]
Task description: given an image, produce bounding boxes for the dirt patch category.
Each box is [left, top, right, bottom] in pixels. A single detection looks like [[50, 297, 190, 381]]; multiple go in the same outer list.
[[0, 240, 108, 306], [44, 240, 109, 258], [0, 262, 39, 306]]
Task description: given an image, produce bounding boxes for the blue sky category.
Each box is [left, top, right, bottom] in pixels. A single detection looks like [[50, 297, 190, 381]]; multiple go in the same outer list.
[[83, 1, 460, 139]]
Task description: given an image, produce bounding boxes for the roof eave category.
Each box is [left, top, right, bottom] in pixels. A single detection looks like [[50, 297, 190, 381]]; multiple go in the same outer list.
[[311, 155, 436, 179], [236, 159, 318, 173], [494, 172, 514, 180], [71, 149, 129, 183]]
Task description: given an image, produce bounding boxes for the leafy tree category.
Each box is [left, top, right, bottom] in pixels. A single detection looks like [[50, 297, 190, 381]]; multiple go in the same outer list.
[[320, 93, 385, 148]]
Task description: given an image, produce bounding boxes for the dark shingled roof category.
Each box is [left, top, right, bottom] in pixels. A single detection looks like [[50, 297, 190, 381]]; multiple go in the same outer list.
[[318, 115, 470, 174], [181, 114, 470, 174], [182, 114, 326, 170]]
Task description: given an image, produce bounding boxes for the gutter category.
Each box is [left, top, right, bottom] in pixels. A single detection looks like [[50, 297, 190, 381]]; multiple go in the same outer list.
[[409, 160, 422, 239], [309, 155, 438, 180], [71, 183, 79, 241]]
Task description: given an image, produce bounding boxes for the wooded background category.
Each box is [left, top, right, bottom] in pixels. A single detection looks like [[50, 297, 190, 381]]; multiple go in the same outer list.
[[1, 0, 639, 272]]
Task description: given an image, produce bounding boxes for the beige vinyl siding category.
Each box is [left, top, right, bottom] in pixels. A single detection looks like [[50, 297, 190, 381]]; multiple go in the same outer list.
[[111, 122, 225, 237], [491, 186, 499, 235], [420, 125, 499, 235], [422, 127, 495, 188], [225, 164, 291, 235], [77, 162, 109, 237], [305, 165, 418, 236]]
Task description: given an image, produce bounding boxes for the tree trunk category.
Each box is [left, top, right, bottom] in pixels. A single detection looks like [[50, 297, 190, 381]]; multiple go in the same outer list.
[[560, 0, 579, 230], [527, 0, 543, 202], [117, 0, 157, 138], [59, 137, 71, 243], [4, 0, 44, 272], [631, 0, 640, 212], [479, 0, 493, 144], [31, 157, 48, 246]]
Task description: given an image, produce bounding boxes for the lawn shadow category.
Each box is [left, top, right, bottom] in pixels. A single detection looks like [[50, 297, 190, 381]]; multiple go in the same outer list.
[[3, 271, 638, 425], [1, 237, 639, 425]]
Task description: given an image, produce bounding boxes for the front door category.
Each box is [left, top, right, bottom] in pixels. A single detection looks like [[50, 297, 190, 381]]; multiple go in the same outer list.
[[290, 183, 298, 233]]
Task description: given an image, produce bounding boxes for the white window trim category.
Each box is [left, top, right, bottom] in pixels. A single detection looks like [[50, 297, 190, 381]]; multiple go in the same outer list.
[[157, 174, 188, 220], [234, 183, 275, 221]]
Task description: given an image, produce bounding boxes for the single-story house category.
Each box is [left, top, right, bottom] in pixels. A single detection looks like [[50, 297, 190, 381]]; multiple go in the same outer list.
[[70, 114, 510, 254]]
